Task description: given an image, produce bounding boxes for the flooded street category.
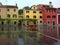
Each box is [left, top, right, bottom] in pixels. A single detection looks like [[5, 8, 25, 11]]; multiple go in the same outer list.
[[0, 24, 60, 45]]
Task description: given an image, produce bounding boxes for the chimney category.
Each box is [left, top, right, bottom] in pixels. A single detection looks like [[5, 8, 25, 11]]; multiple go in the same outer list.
[[49, 2, 53, 8], [16, 3, 17, 6]]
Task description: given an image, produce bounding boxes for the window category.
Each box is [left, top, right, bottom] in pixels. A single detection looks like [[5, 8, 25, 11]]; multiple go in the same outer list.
[[34, 7, 35, 9], [52, 10, 53, 12], [0, 9, 1, 12], [39, 9, 42, 13], [47, 15, 50, 18], [13, 14, 17, 18], [0, 15, 1, 18], [33, 11, 36, 13], [53, 21, 55, 25], [7, 9, 9, 11], [7, 14, 10, 18], [26, 15, 29, 18], [48, 21, 50, 24], [40, 16, 42, 18], [47, 9, 50, 12], [14, 9, 16, 12], [53, 10, 56, 12], [52, 10, 56, 13], [33, 21, 36, 24], [1, 21, 4, 25], [33, 16, 36, 18], [52, 16, 56, 18], [14, 21, 16, 24], [26, 10, 29, 13], [40, 21, 42, 23]]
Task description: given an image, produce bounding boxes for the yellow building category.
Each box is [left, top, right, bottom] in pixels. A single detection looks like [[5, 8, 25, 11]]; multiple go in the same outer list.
[[0, 2, 18, 24], [0, 2, 18, 19], [23, 5, 43, 25]]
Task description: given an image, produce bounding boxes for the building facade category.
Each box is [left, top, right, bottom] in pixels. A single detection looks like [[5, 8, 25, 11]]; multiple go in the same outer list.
[[38, 2, 57, 25], [0, 2, 18, 24], [0, 3, 18, 19], [23, 5, 43, 25]]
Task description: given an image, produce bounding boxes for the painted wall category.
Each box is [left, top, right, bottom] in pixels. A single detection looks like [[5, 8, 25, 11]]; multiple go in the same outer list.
[[38, 4, 57, 25], [23, 5, 43, 24]]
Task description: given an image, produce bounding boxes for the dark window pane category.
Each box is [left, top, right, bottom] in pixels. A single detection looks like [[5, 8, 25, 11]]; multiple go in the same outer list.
[[14, 9, 16, 12], [14, 21, 16, 24], [40, 21, 42, 23], [52, 16, 56, 18], [53, 21, 55, 25], [33, 16, 36, 18], [40, 16, 42, 18], [47, 15, 50, 18], [48, 21, 50, 24], [0, 16, 1, 18], [0, 9, 1, 12], [26, 15, 29, 18], [13, 14, 17, 18], [7, 9, 9, 11], [26, 11, 29, 13], [33, 21, 36, 24], [33, 11, 36, 13], [7, 14, 10, 18], [47, 9, 50, 12]]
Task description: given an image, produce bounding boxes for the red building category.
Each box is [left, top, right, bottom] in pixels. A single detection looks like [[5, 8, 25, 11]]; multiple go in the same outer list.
[[57, 8, 60, 24], [38, 2, 57, 25]]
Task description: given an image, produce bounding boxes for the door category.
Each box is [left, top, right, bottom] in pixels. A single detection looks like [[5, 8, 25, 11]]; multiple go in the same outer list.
[[58, 15, 60, 24]]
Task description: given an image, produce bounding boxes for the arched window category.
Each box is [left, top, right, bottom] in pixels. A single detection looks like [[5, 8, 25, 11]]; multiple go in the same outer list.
[[48, 21, 50, 24], [53, 21, 55, 25], [40, 21, 42, 23], [40, 16, 42, 18], [13, 14, 17, 18], [1, 21, 4, 25], [52, 16, 56, 18], [33, 11, 36, 13], [39, 9, 42, 13], [26, 15, 29, 18], [47, 15, 50, 18], [7, 14, 10, 18], [33, 16, 36, 18], [14, 21, 16, 24], [0, 15, 1, 18]]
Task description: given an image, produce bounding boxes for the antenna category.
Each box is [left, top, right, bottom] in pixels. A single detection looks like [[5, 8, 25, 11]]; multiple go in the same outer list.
[[15, 0, 17, 6], [6, 0, 7, 5], [15, 0, 16, 4]]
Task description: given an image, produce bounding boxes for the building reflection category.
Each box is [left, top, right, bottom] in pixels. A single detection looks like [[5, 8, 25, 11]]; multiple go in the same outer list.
[[0, 25, 19, 45], [42, 26, 60, 45], [24, 26, 60, 45], [0, 25, 60, 45]]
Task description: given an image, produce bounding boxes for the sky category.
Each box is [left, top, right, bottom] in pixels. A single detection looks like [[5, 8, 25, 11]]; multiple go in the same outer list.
[[0, 0, 60, 9]]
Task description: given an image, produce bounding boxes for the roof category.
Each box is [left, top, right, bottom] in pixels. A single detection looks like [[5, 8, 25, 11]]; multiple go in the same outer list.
[[24, 6, 30, 10], [38, 4, 50, 8], [43, 5, 50, 8], [46, 8, 57, 10], [38, 4, 57, 10], [0, 5, 18, 8]]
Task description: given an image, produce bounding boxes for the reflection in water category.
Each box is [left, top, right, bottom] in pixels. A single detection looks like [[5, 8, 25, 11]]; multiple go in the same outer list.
[[0, 24, 60, 45]]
